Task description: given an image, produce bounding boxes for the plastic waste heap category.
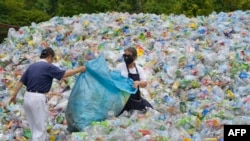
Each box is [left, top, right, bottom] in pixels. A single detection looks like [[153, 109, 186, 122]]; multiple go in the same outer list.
[[0, 10, 250, 140]]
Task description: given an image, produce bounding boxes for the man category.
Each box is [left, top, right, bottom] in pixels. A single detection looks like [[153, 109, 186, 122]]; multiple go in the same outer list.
[[9, 47, 86, 141]]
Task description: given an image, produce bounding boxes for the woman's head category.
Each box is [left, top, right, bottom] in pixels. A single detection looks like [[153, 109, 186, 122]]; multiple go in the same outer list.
[[124, 47, 137, 58], [123, 47, 137, 65], [40, 47, 55, 63]]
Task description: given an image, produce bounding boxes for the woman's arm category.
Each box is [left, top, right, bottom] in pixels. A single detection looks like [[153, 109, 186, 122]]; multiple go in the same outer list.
[[137, 65, 147, 88], [133, 80, 147, 88]]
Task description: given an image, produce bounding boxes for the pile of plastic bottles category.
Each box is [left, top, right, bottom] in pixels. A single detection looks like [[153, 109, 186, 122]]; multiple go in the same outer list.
[[0, 10, 250, 140]]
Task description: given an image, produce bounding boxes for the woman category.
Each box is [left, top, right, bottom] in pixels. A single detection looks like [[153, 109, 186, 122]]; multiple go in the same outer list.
[[9, 47, 86, 141], [116, 47, 153, 115]]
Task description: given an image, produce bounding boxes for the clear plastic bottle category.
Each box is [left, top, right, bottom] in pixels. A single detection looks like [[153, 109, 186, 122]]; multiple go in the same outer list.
[[192, 132, 202, 141], [15, 128, 23, 140], [212, 85, 224, 100], [56, 132, 67, 141], [0, 133, 6, 141]]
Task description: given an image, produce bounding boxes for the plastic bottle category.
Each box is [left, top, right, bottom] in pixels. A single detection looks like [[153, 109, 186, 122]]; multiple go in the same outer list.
[[56, 132, 67, 141], [0, 133, 6, 141], [192, 132, 202, 141], [14, 128, 23, 140], [180, 101, 187, 113], [239, 72, 249, 79], [212, 85, 224, 100]]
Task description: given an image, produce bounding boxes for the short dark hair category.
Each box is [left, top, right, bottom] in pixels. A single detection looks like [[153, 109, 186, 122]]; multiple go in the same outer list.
[[125, 47, 137, 58], [40, 47, 55, 59]]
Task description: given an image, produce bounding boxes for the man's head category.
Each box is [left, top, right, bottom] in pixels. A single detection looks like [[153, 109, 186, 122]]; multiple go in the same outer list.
[[40, 47, 55, 63]]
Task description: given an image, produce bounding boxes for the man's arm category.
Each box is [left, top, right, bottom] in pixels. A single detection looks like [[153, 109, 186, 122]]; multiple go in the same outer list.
[[62, 66, 86, 79], [9, 81, 23, 104]]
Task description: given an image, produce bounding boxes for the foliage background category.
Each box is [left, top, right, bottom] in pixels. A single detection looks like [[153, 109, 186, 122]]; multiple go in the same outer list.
[[0, 0, 250, 43]]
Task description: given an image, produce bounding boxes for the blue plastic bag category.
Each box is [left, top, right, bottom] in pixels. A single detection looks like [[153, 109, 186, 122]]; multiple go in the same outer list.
[[65, 55, 137, 131]]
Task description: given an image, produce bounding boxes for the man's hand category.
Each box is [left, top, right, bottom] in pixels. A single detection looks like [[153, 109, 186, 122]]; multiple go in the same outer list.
[[8, 81, 23, 105], [78, 66, 86, 73], [9, 95, 17, 105]]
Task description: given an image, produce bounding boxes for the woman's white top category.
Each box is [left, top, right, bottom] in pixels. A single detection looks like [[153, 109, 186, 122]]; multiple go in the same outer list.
[[116, 62, 147, 81]]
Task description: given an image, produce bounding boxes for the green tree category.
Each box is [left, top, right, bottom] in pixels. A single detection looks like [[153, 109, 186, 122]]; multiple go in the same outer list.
[[181, 0, 214, 17], [0, 0, 51, 42], [143, 0, 166, 14], [116, 1, 133, 12], [1, 0, 250, 43], [233, 0, 250, 11]]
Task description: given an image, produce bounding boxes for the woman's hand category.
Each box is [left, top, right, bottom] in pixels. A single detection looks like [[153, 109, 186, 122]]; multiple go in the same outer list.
[[133, 80, 147, 88], [133, 81, 141, 88]]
